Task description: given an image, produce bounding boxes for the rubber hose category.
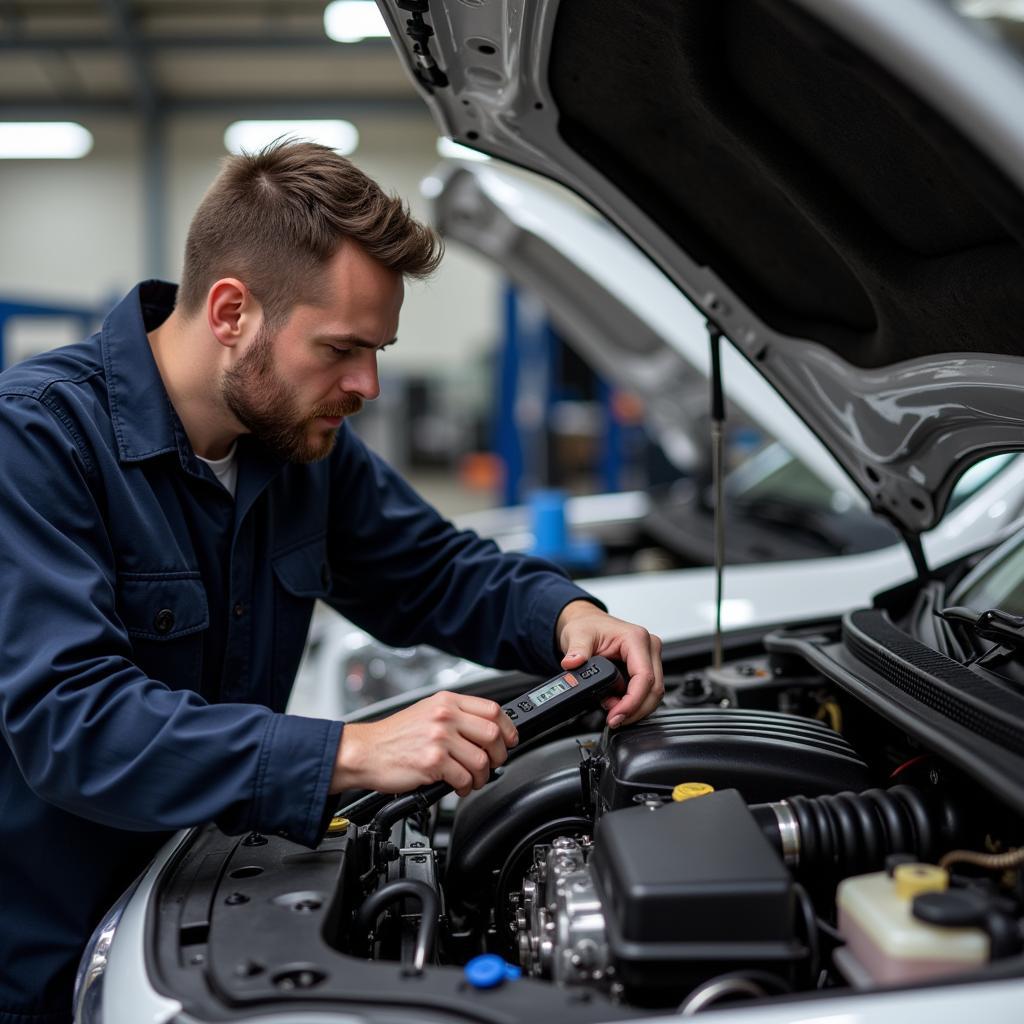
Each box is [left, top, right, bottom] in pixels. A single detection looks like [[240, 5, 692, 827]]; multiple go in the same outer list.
[[755, 786, 951, 876], [355, 878, 439, 973]]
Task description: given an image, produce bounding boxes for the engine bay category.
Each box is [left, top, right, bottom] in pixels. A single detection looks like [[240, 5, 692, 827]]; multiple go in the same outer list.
[[147, 599, 1024, 1021]]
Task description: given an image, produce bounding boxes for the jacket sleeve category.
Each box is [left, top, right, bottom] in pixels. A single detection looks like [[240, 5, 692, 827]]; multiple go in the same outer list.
[[324, 426, 603, 674], [0, 395, 339, 847]]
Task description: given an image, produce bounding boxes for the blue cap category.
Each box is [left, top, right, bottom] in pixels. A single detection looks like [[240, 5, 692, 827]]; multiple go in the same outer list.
[[464, 954, 522, 989]]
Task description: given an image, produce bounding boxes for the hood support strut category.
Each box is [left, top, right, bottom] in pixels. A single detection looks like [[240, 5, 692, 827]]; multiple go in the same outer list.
[[709, 323, 726, 670], [902, 528, 930, 585]]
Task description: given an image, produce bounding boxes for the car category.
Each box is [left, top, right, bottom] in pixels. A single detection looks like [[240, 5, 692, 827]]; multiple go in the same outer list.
[[76, 2, 1024, 1022], [424, 157, 892, 570], [290, 159, 1024, 719]]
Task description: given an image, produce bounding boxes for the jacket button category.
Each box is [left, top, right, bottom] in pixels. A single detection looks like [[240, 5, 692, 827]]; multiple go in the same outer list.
[[154, 608, 175, 634], [233, 602, 246, 618]]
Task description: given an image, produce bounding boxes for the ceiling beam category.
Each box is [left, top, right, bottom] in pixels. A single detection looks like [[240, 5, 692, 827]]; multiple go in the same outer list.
[[0, 96, 427, 118], [103, 0, 158, 111], [0, 35, 393, 52]]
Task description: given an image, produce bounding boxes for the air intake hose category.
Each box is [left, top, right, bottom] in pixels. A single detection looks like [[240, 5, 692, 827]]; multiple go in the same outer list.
[[750, 786, 960, 876]]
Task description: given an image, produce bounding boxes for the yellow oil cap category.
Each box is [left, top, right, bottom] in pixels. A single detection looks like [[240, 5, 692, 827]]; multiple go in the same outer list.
[[326, 815, 350, 837], [672, 782, 715, 803], [894, 862, 948, 900]]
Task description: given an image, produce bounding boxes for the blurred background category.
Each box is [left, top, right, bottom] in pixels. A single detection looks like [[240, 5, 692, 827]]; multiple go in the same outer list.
[[8, 2, 1020, 718], [0, 1, 508, 514], [0, 0, 678, 520]]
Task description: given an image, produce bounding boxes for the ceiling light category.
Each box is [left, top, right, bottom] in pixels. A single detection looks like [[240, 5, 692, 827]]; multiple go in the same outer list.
[[436, 137, 490, 162], [0, 122, 93, 159], [955, 0, 1024, 19], [223, 120, 359, 156], [324, 1, 390, 43]]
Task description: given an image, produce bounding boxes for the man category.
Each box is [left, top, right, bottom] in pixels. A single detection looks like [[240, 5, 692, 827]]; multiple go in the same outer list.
[[0, 141, 663, 1021]]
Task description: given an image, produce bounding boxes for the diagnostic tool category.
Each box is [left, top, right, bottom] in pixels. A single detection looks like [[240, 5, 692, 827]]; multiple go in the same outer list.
[[359, 657, 625, 839], [500, 656, 624, 742]]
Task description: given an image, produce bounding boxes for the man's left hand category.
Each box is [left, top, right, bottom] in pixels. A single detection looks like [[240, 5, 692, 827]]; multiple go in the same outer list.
[[556, 601, 663, 728]]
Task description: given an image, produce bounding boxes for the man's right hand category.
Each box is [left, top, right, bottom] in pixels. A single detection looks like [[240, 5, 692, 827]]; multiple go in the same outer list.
[[330, 691, 519, 797]]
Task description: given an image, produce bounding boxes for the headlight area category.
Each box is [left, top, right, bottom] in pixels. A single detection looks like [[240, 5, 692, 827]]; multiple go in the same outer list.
[[73, 836, 186, 1024], [73, 879, 139, 1023]]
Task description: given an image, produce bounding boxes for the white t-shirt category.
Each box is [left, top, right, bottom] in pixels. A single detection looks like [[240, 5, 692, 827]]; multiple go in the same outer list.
[[197, 442, 238, 498]]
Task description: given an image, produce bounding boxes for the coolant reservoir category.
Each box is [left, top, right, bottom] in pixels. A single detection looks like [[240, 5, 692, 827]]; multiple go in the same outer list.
[[836, 863, 989, 986]]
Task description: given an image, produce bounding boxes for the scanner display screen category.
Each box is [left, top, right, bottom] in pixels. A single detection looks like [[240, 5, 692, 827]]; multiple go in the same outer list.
[[528, 677, 572, 706]]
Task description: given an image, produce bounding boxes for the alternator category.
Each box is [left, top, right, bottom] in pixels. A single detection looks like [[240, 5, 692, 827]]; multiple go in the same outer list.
[[512, 835, 613, 987]]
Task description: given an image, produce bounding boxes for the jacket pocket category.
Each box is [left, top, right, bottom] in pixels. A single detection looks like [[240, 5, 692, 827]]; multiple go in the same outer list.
[[117, 572, 210, 640], [116, 572, 209, 688], [271, 537, 331, 705], [273, 536, 332, 599]]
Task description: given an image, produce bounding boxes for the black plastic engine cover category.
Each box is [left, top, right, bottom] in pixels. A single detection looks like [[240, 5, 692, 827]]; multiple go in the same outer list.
[[590, 789, 802, 993], [594, 707, 869, 811]]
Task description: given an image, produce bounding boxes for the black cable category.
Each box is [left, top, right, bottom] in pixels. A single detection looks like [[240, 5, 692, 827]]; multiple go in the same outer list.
[[815, 916, 842, 944], [355, 879, 439, 974], [792, 882, 820, 986], [339, 789, 393, 825], [368, 781, 451, 839]]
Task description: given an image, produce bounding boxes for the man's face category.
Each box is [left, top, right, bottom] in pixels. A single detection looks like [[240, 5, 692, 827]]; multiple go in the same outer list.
[[222, 242, 403, 463]]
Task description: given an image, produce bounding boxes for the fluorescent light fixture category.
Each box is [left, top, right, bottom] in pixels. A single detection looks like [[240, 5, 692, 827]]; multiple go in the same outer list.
[[956, 0, 1024, 19], [224, 120, 359, 156], [324, 0, 390, 43], [436, 137, 490, 162], [0, 122, 93, 159]]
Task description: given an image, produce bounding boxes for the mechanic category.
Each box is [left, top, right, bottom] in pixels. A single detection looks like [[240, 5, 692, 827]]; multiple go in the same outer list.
[[0, 140, 663, 1022]]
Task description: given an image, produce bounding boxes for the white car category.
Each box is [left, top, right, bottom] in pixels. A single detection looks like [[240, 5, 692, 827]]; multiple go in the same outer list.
[[79, 3, 1024, 1023], [292, 159, 1024, 720]]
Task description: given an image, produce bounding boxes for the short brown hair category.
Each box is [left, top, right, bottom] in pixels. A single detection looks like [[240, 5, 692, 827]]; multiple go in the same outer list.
[[177, 139, 443, 327]]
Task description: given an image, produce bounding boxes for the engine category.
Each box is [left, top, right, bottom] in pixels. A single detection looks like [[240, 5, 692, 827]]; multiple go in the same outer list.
[[513, 791, 800, 1000], [442, 699, 962, 1006], [154, 651, 1024, 1019]]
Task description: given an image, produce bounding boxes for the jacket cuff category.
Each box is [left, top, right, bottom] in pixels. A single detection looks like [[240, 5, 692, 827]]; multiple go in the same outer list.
[[253, 714, 343, 848], [528, 580, 606, 669]]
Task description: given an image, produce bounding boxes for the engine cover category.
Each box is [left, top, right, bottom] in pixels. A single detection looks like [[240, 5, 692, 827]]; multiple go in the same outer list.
[[591, 706, 870, 812]]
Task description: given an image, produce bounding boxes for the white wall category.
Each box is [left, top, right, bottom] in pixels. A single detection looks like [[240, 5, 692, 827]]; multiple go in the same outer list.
[[0, 112, 501, 374], [0, 117, 143, 306]]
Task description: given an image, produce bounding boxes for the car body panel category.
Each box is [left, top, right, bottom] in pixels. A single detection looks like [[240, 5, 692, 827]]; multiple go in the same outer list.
[[380, 0, 1024, 534]]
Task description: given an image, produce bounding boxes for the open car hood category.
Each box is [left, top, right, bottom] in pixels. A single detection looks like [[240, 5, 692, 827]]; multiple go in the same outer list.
[[425, 159, 856, 493], [382, 0, 1024, 536]]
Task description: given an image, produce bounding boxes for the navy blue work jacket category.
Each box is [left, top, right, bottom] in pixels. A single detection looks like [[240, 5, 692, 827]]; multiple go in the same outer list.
[[0, 282, 596, 1022]]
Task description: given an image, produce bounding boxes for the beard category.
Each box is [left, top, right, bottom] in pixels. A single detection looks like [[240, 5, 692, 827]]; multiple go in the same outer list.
[[221, 323, 363, 463]]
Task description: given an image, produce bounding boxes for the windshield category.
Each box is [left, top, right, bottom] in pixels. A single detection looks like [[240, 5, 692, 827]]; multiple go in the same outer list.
[[954, 528, 1024, 615], [725, 442, 846, 511], [725, 447, 1014, 516]]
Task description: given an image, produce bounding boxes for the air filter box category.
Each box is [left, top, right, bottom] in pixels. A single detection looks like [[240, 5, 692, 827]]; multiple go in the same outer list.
[[589, 788, 802, 995]]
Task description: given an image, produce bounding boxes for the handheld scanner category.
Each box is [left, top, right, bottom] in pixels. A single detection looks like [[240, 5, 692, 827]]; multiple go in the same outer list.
[[364, 657, 625, 829], [501, 656, 624, 742]]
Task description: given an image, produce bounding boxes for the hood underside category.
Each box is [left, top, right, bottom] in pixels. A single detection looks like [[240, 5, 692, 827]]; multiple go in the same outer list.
[[426, 160, 858, 494], [382, 0, 1024, 534]]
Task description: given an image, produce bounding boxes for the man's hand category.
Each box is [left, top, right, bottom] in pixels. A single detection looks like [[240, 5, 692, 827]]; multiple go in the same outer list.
[[557, 601, 663, 728], [331, 691, 518, 797]]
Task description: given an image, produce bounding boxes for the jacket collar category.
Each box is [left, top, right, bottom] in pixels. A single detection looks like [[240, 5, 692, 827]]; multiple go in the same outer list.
[[101, 280, 186, 465], [101, 281, 289, 510]]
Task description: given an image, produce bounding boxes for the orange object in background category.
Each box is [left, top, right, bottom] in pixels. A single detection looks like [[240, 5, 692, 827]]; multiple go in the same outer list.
[[611, 390, 645, 425], [459, 451, 505, 493]]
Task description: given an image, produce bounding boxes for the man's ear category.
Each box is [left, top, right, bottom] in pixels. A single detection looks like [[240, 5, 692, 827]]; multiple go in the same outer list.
[[207, 278, 259, 349]]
